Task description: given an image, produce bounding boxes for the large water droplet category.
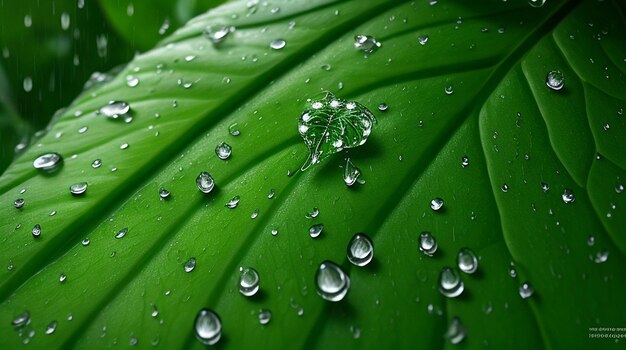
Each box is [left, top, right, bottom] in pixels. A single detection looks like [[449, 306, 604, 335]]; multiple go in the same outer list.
[[457, 248, 478, 274], [258, 309, 271, 325], [519, 282, 534, 299], [196, 172, 215, 193], [562, 188, 575, 203], [70, 182, 88, 195], [239, 267, 260, 296], [354, 34, 381, 53], [270, 39, 286, 50], [194, 309, 221, 346], [545, 70, 564, 91], [215, 142, 232, 160], [315, 261, 350, 302], [14, 198, 25, 209], [444, 317, 466, 344], [32, 224, 41, 238], [115, 227, 128, 239], [226, 195, 240, 209], [12, 311, 30, 328], [204, 25, 231, 44], [45, 320, 57, 335], [33, 153, 63, 171], [184, 257, 196, 273], [99, 101, 131, 120], [430, 198, 444, 211], [439, 267, 464, 298], [309, 224, 324, 238], [347, 233, 374, 267], [418, 232, 437, 256], [343, 158, 362, 187]]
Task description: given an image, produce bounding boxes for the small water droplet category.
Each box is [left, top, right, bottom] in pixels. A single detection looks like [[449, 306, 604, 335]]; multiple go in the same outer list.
[[129, 337, 138, 346], [271, 228, 278, 236], [194, 309, 221, 346], [444, 85, 454, 95], [32, 224, 41, 238], [417, 35, 429, 45], [126, 75, 139, 87], [14, 198, 25, 209], [305, 207, 319, 219], [519, 282, 534, 298], [239, 267, 260, 296], [545, 70, 564, 91], [115, 227, 128, 239], [33, 153, 63, 171], [377, 103, 388, 112], [82, 238, 90, 246], [354, 34, 381, 53], [226, 195, 240, 209], [439, 267, 464, 298], [214, 142, 232, 160], [151, 304, 159, 318], [501, 183, 509, 193], [270, 39, 286, 50], [203, 25, 231, 44], [228, 123, 240, 136], [562, 188, 575, 203], [184, 257, 196, 273], [159, 187, 171, 199], [615, 183, 623, 193], [344, 158, 361, 187], [461, 156, 469, 167], [593, 250, 609, 264], [78, 126, 88, 134], [315, 261, 350, 302], [258, 309, 271, 325], [267, 189, 275, 199], [419, 232, 437, 256], [59, 273, 67, 283], [196, 172, 215, 193], [12, 311, 30, 328], [99, 101, 131, 120], [92, 159, 102, 168], [251, 209, 259, 219], [457, 248, 478, 274], [528, 0, 546, 8], [70, 182, 88, 195], [444, 317, 466, 344], [541, 182, 550, 192], [309, 224, 324, 238], [347, 233, 374, 267], [430, 198, 444, 211]]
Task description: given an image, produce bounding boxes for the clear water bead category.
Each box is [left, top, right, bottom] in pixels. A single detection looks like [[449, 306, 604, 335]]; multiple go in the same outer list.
[[32, 224, 41, 238], [14, 198, 25, 209], [194, 309, 221, 346], [309, 224, 324, 238], [258, 309, 272, 325], [457, 248, 478, 274], [184, 257, 196, 273], [354, 34, 381, 53], [519, 282, 534, 299], [439, 267, 464, 298], [12, 311, 30, 327], [315, 261, 350, 302], [226, 195, 240, 209], [461, 156, 469, 167], [417, 35, 429, 45], [445, 317, 466, 344], [159, 187, 170, 199], [545, 70, 564, 91], [270, 39, 286, 50], [115, 227, 128, 239], [215, 142, 232, 160], [92, 159, 102, 168], [344, 158, 361, 186], [33, 153, 63, 171], [528, 0, 546, 8], [444, 85, 454, 95], [430, 198, 444, 211], [99, 101, 131, 120], [239, 267, 260, 297], [306, 207, 320, 219], [593, 250, 609, 264], [347, 233, 374, 267], [70, 182, 88, 195], [204, 25, 231, 44], [562, 188, 575, 203], [419, 232, 437, 256], [196, 172, 215, 194]]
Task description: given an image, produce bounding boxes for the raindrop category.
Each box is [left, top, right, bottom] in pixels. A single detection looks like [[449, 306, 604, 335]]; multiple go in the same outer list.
[[226, 195, 240, 209], [344, 158, 361, 187], [258, 309, 272, 325], [593, 250, 609, 264], [129, 337, 138, 346], [615, 183, 623, 194], [528, 0, 546, 8], [545, 70, 564, 91], [203, 25, 231, 44], [194, 309, 221, 346], [251, 209, 259, 219], [315, 261, 350, 302], [184, 257, 196, 273], [239, 267, 260, 296], [430, 198, 444, 211], [78, 126, 88, 134], [270, 39, 286, 50], [126, 75, 139, 87], [501, 183, 509, 193], [305, 208, 319, 219], [309, 224, 324, 238], [354, 34, 381, 53], [439, 267, 464, 298], [215, 142, 232, 160], [454, 248, 477, 275], [70, 182, 88, 195], [11, 311, 30, 328], [541, 182, 550, 192], [45, 320, 57, 335], [23, 76, 33, 92], [151, 304, 159, 318], [196, 172, 215, 193], [92, 159, 102, 168], [444, 317, 466, 344], [14, 198, 25, 209], [417, 35, 429, 45], [159, 188, 171, 199], [98, 101, 131, 120], [228, 123, 240, 136], [120, 143, 129, 150], [378, 103, 388, 112], [32, 224, 41, 238], [347, 233, 374, 267], [519, 282, 534, 299], [267, 189, 275, 199], [59, 273, 67, 283], [115, 227, 128, 239], [461, 156, 469, 167], [418, 232, 437, 256], [82, 238, 90, 246], [562, 188, 575, 203], [271, 228, 278, 236], [33, 153, 63, 171], [444, 85, 454, 95]]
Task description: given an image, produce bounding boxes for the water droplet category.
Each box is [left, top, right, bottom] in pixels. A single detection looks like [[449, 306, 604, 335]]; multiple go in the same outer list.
[[126, 75, 139, 87], [12, 311, 30, 328], [184, 257, 196, 273], [203, 25, 231, 44], [347, 233, 374, 267], [78, 126, 88, 134], [439, 267, 464, 298], [461, 156, 469, 167], [258, 309, 271, 325], [271, 228, 278, 236], [45, 320, 57, 335], [309, 224, 324, 238], [541, 181, 550, 192], [129, 337, 138, 346], [444, 317, 466, 344], [226, 195, 240, 209], [417, 35, 429, 45], [92, 159, 102, 168], [14, 198, 25, 209], [354, 34, 381, 53], [430, 198, 444, 211], [70, 182, 88, 195], [501, 183, 509, 193], [517, 282, 538, 302], [562, 188, 575, 203], [151, 304, 159, 318], [228, 123, 240, 136], [82, 238, 90, 246], [196, 172, 215, 193], [239, 267, 260, 296], [115, 227, 128, 239], [528, 0, 546, 8], [418, 232, 437, 256], [33, 153, 63, 171], [194, 309, 221, 346], [159, 187, 170, 199], [545, 70, 564, 91], [120, 143, 129, 150], [99, 101, 131, 120], [315, 261, 350, 302], [215, 143, 232, 160], [593, 250, 609, 264], [306, 207, 319, 219], [59, 273, 67, 283], [344, 158, 361, 187], [457, 248, 478, 274], [32, 224, 41, 238], [444, 85, 454, 95], [615, 183, 623, 193], [251, 209, 259, 219], [270, 39, 286, 50], [377, 103, 388, 112], [267, 189, 275, 199]]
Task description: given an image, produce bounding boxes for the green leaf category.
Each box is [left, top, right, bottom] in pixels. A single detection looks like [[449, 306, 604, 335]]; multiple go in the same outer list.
[[1, 0, 625, 349]]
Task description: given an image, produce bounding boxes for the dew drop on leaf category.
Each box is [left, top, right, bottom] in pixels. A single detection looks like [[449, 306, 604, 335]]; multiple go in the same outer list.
[[239, 267, 260, 297], [528, 0, 546, 8], [417, 35, 429, 45], [593, 250, 609, 264], [115, 227, 128, 239], [126, 75, 139, 87], [81, 238, 90, 246], [194, 309, 221, 346], [251, 209, 259, 219], [419, 232, 437, 256], [258, 309, 272, 325], [215, 142, 232, 160], [228, 123, 240, 136], [545, 70, 564, 91], [347, 233, 374, 267], [33, 153, 63, 171], [203, 25, 231, 44], [305, 207, 319, 219], [519, 281, 534, 299], [430, 198, 444, 211], [562, 188, 575, 203], [225, 195, 240, 209], [270, 39, 286, 50], [98, 101, 131, 120], [457, 248, 478, 274], [11, 311, 30, 327], [159, 187, 170, 199], [377, 103, 388, 112], [344, 158, 361, 187], [445, 317, 466, 344], [14, 198, 25, 209], [439, 267, 464, 298], [461, 156, 469, 168], [45, 321, 57, 335], [196, 172, 215, 194], [184, 257, 196, 273], [91, 159, 102, 168], [354, 34, 381, 53], [315, 261, 350, 302], [32, 224, 41, 238], [70, 182, 88, 196], [444, 85, 454, 95], [309, 224, 324, 238]]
